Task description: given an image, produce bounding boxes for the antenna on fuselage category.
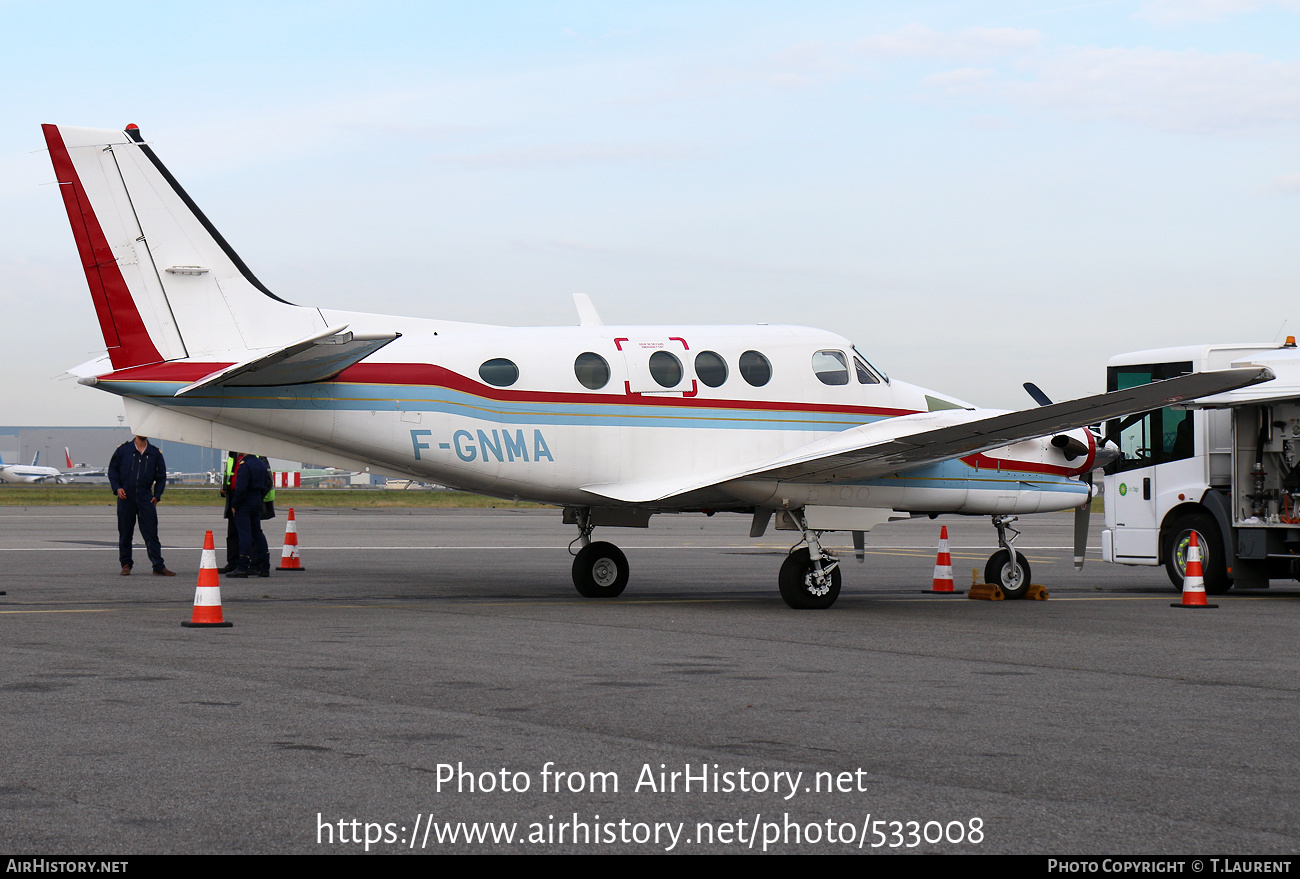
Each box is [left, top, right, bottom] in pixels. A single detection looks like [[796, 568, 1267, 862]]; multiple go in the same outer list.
[[573, 293, 603, 327]]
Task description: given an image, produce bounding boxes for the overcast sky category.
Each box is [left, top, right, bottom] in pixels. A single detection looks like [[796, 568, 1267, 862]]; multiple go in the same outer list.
[[3, 0, 1299, 426]]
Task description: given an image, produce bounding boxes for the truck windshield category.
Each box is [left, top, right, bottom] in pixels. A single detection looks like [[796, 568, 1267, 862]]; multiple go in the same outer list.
[[1106, 361, 1194, 474]]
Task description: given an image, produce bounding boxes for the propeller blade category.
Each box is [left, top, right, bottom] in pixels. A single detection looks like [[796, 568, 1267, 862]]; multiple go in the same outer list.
[[1074, 472, 1093, 571], [1023, 382, 1053, 407]]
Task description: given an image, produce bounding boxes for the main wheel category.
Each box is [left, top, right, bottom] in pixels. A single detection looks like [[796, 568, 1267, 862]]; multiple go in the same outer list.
[[572, 541, 629, 598], [1165, 514, 1231, 595], [985, 549, 1031, 599], [778, 548, 842, 609]]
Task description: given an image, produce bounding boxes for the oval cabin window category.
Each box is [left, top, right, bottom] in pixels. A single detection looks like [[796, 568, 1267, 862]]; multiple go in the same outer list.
[[649, 351, 683, 388], [574, 352, 611, 390], [478, 358, 519, 387], [694, 351, 728, 388], [739, 350, 772, 387]]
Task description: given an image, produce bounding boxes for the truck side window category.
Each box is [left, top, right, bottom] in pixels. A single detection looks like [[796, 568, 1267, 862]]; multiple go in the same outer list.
[[1106, 362, 1195, 473]]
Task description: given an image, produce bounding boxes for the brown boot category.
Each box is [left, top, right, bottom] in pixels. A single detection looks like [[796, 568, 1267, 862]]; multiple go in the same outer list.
[[120, 565, 131, 576]]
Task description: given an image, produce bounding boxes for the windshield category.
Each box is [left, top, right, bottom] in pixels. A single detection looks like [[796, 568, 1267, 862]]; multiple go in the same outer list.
[[852, 346, 888, 384]]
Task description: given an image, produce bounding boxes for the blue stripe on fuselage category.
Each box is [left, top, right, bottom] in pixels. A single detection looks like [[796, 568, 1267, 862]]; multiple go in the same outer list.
[[98, 380, 884, 431]]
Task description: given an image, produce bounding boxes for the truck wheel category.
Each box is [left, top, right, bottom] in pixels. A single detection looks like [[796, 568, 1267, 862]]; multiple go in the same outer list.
[[1165, 514, 1231, 595]]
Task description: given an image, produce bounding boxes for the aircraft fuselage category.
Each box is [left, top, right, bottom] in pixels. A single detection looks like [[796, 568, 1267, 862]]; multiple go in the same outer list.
[[88, 316, 1093, 515]]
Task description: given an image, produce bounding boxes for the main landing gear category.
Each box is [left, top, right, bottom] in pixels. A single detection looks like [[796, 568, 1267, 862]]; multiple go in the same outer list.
[[985, 515, 1031, 599], [780, 510, 841, 610], [565, 506, 841, 609], [569, 509, 629, 598]]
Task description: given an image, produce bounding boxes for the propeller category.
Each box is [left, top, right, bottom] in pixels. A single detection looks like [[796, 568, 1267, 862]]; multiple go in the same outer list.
[[1024, 382, 1105, 571]]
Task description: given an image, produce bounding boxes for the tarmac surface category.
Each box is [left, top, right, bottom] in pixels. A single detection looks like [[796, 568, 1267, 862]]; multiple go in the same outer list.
[[2, 504, 1298, 854]]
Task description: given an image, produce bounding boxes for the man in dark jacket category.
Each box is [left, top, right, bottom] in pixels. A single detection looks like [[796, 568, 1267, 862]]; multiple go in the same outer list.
[[107, 436, 174, 576], [228, 452, 271, 578]]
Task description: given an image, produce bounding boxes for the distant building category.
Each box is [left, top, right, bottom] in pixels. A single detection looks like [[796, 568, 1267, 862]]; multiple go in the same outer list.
[[2, 426, 236, 481]]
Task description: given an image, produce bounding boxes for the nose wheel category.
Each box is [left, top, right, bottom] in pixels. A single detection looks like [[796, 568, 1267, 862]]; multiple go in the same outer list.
[[986, 515, 1031, 599]]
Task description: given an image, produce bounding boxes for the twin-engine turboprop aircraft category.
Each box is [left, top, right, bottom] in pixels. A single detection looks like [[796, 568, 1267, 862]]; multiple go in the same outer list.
[[41, 123, 1271, 607]]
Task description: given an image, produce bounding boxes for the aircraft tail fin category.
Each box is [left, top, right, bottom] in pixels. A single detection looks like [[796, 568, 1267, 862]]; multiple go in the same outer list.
[[31, 451, 39, 467], [65, 448, 74, 469], [42, 124, 327, 370]]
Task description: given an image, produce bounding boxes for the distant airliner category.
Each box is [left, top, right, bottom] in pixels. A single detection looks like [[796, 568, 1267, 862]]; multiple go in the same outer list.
[[40, 123, 1270, 606], [0, 450, 67, 484]]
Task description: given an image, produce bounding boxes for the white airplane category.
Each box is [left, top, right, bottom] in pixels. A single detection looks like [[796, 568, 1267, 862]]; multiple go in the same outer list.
[[40, 123, 1271, 607], [0, 450, 68, 484]]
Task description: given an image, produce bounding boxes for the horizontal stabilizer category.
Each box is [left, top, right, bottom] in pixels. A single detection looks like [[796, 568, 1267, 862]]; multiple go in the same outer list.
[[175, 326, 400, 396]]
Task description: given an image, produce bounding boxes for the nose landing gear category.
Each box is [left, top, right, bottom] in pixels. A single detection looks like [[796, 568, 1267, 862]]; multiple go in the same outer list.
[[985, 515, 1031, 599]]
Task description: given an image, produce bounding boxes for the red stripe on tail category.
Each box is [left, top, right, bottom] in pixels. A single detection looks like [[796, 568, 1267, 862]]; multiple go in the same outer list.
[[42, 124, 162, 370]]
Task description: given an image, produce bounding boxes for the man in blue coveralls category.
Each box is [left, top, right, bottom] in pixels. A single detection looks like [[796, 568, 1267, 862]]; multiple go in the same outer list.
[[227, 452, 271, 578], [107, 435, 174, 576]]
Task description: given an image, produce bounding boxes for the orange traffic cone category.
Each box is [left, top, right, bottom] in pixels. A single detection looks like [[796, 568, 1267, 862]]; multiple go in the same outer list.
[[277, 507, 305, 571], [926, 526, 963, 594], [182, 530, 233, 628], [1172, 531, 1218, 609]]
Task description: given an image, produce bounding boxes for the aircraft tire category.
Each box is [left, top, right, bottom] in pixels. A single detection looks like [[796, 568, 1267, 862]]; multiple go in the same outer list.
[[778, 548, 841, 609], [572, 541, 629, 598], [1164, 513, 1231, 595], [985, 550, 1031, 599]]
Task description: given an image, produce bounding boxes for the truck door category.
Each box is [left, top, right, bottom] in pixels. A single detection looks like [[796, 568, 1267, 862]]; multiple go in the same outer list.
[[1105, 362, 1195, 563]]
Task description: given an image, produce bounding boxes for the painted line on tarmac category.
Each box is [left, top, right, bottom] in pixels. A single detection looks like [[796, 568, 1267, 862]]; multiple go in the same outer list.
[[0, 608, 116, 615]]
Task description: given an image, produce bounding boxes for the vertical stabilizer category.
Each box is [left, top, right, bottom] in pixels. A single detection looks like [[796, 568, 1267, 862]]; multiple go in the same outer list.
[[43, 124, 326, 369]]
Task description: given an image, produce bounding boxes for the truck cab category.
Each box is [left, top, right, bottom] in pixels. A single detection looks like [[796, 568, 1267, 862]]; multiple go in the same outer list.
[[1102, 341, 1300, 592]]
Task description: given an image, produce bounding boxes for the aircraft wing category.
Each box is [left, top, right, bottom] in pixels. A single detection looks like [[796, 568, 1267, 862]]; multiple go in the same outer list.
[[582, 366, 1273, 503], [175, 326, 401, 396]]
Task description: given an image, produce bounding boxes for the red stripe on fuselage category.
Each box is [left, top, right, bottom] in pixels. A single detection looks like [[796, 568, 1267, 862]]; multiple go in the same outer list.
[[331, 363, 918, 416], [43, 125, 162, 370], [102, 359, 915, 416]]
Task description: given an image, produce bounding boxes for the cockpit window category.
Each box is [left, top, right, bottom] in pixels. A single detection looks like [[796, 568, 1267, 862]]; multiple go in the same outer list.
[[853, 354, 879, 384], [852, 346, 888, 383], [812, 350, 849, 386]]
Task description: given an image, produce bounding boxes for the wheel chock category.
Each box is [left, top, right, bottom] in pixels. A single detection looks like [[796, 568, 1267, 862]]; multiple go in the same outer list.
[[967, 583, 1050, 601]]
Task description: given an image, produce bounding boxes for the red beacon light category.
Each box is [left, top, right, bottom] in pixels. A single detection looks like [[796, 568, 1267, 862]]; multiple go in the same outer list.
[[124, 123, 142, 143]]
